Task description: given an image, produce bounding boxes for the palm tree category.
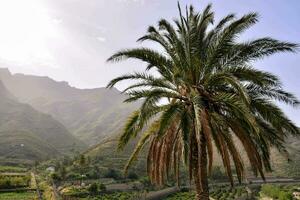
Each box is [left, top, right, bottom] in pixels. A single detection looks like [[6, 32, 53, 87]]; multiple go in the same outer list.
[[107, 3, 299, 200]]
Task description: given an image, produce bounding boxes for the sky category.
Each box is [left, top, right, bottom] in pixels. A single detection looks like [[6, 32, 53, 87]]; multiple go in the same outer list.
[[0, 0, 299, 124]]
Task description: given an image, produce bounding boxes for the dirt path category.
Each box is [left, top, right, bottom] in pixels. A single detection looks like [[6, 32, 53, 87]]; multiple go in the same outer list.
[[52, 182, 61, 200], [31, 172, 43, 200]]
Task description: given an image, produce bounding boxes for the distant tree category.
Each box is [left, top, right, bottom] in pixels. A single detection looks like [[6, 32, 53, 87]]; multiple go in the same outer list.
[[87, 156, 91, 165], [88, 182, 99, 195], [104, 168, 121, 180], [93, 165, 101, 178], [79, 154, 86, 167], [50, 173, 61, 182], [99, 183, 106, 192], [60, 166, 67, 181], [62, 156, 71, 166], [127, 171, 138, 180], [34, 160, 39, 169]]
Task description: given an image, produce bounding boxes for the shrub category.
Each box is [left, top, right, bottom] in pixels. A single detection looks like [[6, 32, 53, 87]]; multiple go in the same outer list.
[[210, 166, 227, 180], [50, 172, 61, 181], [127, 171, 138, 180], [103, 168, 122, 180], [278, 191, 293, 200], [261, 184, 292, 199], [0, 175, 30, 189], [139, 176, 154, 190], [99, 183, 106, 192], [88, 182, 98, 194]]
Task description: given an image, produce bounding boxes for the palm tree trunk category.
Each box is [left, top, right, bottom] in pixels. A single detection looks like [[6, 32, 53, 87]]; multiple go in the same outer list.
[[192, 133, 209, 200]]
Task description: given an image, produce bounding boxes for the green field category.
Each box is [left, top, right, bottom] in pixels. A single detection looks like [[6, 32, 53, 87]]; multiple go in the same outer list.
[[164, 185, 259, 200], [0, 166, 27, 173], [0, 191, 37, 200], [78, 192, 143, 200]]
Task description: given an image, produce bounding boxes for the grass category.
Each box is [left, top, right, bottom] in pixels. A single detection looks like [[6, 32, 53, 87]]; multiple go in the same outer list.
[[78, 192, 144, 200], [0, 191, 37, 200], [164, 185, 257, 200], [0, 166, 27, 173], [0, 174, 31, 189], [260, 184, 300, 200]]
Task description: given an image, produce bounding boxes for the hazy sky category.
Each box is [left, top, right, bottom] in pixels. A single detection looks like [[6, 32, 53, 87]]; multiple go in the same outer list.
[[0, 0, 299, 124]]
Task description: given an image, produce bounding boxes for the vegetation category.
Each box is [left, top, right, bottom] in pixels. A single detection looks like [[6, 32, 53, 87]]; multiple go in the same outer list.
[[0, 166, 27, 173], [87, 182, 106, 194], [61, 186, 140, 199], [107, 2, 299, 200], [39, 181, 56, 200], [78, 192, 143, 200], [165, 187, 252, 200], [0, 175, 30, 189], [260, 184, 297, 200], [0, 81, 85, 163], [0, 191, 37, 200], [0, 68, 139, 146]]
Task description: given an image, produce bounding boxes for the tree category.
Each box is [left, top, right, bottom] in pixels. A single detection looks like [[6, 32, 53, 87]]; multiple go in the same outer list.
[[107, 3, 299, 200], [60, 165, 67, 181], [104, 168, 121, 180], [88, 182, 99, 195], [79, 154, 86, 168]]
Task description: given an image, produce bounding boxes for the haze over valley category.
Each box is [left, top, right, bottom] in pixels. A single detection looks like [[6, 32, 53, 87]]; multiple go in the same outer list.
[[0, 68, 140, 147]]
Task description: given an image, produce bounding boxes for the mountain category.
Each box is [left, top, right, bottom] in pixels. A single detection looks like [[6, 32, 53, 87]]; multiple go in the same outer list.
[[0, 80, 85, 163], [269, 136, 300, 177], [0, 68, 140, 145]]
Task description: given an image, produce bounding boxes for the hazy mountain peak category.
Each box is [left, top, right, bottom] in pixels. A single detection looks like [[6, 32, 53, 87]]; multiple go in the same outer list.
[[0, 68, 139, 145], [0, 80, 86, 163], [0, 68, 11, 76], [0, 80, 16, 101]]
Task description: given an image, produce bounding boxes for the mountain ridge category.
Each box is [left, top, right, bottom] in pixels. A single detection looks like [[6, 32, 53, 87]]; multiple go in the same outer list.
[[0, 79, 86, 163], [0, 68, 140, 145]]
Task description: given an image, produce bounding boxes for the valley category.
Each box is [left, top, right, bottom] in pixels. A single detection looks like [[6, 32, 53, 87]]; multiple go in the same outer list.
[[0, 68, 299, 200]]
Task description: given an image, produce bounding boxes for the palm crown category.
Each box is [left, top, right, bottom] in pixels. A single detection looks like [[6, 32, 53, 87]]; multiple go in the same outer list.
[[107, 3, 299, 199]]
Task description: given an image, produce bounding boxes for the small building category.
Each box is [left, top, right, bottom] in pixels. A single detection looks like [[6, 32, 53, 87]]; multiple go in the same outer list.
[[46, 166, 55, 173]]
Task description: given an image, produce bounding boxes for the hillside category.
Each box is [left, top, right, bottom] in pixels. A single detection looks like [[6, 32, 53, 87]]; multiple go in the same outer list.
[[0, 68, 140, 145], [0, 80, 85, 163], [0, 131, 59, 161], [84, 133, 300, 178], [270, 136, 300, 177]]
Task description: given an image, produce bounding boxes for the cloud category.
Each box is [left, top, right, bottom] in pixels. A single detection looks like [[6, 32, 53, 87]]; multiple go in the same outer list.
[[52, 18, 63, 25], [117, 0, 145, 4], [96, 36, 106, 42]]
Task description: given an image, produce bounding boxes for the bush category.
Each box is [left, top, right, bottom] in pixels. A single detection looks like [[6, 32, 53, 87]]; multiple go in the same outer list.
[[0, 175, 30, 189], [127, 171, 138, 180], [50, 172, 61, 181], [103, 168, 122, 180], [88, 182, 98, 194], [261, 184, 292, 199], [278, 191, 293, 200], [66, 172, 81, 180], [99, 183, 106, 192], [210, 166, 227, 180], [61, 186, 89, 198], [87, 182, 106, 195]]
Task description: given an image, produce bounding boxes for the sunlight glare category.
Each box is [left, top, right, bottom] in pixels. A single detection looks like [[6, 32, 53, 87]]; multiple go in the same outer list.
[[0, 0, 62, 67]]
